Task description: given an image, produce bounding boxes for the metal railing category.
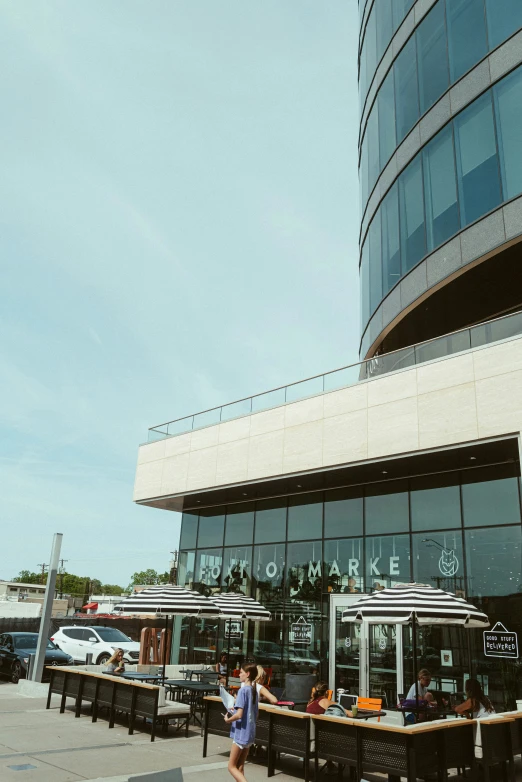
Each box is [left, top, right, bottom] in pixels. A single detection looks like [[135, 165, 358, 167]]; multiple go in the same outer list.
[[148, 310, 522, 442]]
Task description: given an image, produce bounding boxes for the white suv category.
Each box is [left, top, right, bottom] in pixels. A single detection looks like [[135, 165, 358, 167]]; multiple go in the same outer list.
[[51, 626, 141, 665]]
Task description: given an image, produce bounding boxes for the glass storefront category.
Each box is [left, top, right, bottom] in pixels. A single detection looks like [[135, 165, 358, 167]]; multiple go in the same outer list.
[[176, 461, 522, 706]]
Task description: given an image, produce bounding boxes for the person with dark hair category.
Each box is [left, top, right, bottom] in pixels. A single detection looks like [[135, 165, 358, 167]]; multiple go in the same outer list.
[[454, 678, 495, 719], [306, 681, 333, 715], [224, 663, 259, 781], [216, 651, 228, 684]]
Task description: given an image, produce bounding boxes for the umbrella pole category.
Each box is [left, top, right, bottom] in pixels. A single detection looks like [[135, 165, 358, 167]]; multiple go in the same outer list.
[[162, 614, 168, 680], [225, 619, 233, 688], [412, 621, 419, 709]]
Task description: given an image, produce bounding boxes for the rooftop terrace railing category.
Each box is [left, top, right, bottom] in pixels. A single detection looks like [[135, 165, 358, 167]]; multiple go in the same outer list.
[[148, 310, 522, 442]]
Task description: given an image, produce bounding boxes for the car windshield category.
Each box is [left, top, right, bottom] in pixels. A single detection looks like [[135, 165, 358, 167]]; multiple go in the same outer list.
[[13, 636, 56, 650], [92, 627, 131, 642]]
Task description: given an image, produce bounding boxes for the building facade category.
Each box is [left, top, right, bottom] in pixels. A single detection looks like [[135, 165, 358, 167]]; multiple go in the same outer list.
[[134, 0, 522, 710]]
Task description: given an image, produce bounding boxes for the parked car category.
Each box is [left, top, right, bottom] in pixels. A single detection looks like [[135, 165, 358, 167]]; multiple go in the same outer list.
[[0, 632, 73, 683], [51, 625, 140, 664]]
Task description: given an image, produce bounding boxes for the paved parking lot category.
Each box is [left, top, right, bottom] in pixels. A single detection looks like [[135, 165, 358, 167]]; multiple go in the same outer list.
[[1, 680, 521, 781]]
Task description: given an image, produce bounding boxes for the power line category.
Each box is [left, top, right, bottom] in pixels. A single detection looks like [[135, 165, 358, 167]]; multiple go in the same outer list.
[[36, 563, 48, 584]]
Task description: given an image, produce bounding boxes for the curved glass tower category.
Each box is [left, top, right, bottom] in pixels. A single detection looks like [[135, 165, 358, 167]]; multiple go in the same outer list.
[[358, 0, 522, 357]]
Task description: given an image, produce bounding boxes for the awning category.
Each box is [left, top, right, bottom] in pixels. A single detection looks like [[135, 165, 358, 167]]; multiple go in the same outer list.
[[83, 602, 98, 610]]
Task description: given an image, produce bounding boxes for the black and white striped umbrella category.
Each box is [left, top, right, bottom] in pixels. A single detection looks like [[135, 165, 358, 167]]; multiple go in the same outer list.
[[341, 583, 489, 627], [113, 585, 221, 617], [211, 592, 271, 621]]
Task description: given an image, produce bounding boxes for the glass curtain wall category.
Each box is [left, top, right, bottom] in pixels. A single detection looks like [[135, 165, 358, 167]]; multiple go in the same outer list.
[[361, 63, 522, 329], [359, 0, 522, 214]]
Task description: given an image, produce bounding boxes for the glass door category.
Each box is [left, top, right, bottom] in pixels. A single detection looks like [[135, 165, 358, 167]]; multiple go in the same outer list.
[[329, 594, 366, 699], [329, 593, 404, 706], [368, 624, 401, 708]]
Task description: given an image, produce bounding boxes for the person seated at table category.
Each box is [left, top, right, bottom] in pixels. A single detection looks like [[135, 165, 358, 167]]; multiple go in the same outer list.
[[306, 681, 334, 714], [405, 668, 436, 705], [215, 651, 228, 684], [453, 678, 495, 719], [105, 649, 125, 673], [343, 577, 360, 594], [254, 666, 278, 704]]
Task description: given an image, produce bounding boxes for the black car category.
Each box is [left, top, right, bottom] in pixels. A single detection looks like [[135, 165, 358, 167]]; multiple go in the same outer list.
[[0, 632, 74, 683]]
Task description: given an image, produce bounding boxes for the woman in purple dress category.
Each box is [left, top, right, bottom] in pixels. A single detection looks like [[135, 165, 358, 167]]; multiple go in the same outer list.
[[224, 663, 259, 781]]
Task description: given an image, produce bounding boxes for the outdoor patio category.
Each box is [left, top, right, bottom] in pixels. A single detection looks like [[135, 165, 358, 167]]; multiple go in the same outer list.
[[1, 680, 520, 782]]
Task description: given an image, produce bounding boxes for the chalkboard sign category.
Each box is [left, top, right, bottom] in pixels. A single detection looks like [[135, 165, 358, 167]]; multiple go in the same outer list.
[[483, 622, 519, 659]]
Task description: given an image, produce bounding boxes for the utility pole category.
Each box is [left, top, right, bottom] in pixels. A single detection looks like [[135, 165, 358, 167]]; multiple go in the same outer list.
[[37, 563, 48, 584], [58, 559, 68, 600]]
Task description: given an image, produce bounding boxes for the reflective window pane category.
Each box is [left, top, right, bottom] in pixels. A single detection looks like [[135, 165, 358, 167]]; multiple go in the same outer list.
[[197, 508, 225, 548], [395, 36, 419, 142], [360, 132, 369, 206], [454, 92, 501, 226], [417, 0, 449, 114], [252, 543, 285, 684], [221, 545, 252, 593], [286, 541, 323, 601], [325, 538, 364, 593], [367, 103, 380, 194], [287, 493, 323, 541], [494, 65, 522, 201], [392, 0, 415, 32], [180, 512, 198, 549], [411, 473, 462, 531], [413, 529, 465, 592], [369, 210, 382, 313], [360, 235, 370, 330], [324, 488, 363, 538], [365, 6, 378, 89], [254, 498, 287, 544], [376, 0, 393, 62], [225, 503, 254, 546], [365, 534, 411, 590], [378, 70, 396, 169], [423, 124, 460, 251], [485, 0, 522, 50], [178, 551, 195, 589], [194, 548, 223, 592], [446, 0, 488, 82], [365, 480, 409, 535], [399, 154, 426, 273], [461, 464, 521, 527], [466, 526, 522, 597], [381, 183, 401, 294]]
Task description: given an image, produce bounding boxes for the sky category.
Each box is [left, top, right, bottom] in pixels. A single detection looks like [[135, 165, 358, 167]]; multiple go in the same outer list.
[[0, 0, 360, 589]]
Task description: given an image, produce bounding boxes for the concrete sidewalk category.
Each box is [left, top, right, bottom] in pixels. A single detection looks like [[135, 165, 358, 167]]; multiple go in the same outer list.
[[2, 680, 520, 781], [0, 681, 311, 782]]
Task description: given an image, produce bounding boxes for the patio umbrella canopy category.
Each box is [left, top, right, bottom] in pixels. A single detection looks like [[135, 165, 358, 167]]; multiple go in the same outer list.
[[113, 586, 221, 676], [211, 593, 271, 685], [341, 583, 489, 626], [113, 585, 220, 617], [341, 583, 489, 709]]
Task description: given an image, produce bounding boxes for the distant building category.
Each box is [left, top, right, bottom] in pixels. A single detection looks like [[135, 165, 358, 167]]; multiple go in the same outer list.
[[0, 581, 48, 600]]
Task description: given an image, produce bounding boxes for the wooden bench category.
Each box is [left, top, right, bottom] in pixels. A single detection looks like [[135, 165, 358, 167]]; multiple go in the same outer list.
[[478, 716, 516, 782], [46, 667, 190, 741], [313, 713, 477, 782]]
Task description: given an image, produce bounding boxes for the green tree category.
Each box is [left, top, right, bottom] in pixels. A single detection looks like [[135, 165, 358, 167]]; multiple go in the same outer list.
[[100, 583, 125, 595], [127, 569, 169, 591], [13, 570, 46, 584]]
